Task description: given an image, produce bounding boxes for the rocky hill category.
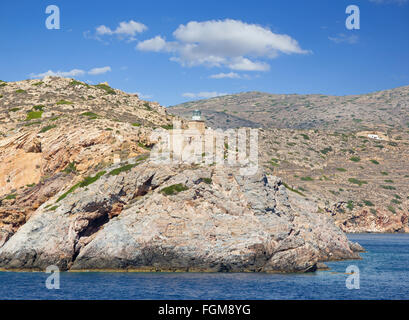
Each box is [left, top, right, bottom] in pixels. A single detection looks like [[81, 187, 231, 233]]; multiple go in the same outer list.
[[0, 77, 364, 272], [259, 128, 409, 233], [169, 87, 409, 232], [0, 158, 363, 272], [169, 86, 409, 131], [0, 77, 174, 246]]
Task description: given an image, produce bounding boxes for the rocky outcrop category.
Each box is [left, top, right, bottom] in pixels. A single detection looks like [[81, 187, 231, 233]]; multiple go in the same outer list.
[[0, 173, 72, 247], [336, 209, 409, 233], [0, 158, 361, 272]]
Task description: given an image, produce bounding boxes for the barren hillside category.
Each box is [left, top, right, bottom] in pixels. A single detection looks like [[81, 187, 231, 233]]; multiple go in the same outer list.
[[0, 76, 175, 245], [169, 87, 409, 232], [169, 86, 409, 131]]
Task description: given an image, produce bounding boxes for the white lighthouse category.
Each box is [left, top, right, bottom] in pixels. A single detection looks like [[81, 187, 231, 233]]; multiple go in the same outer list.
[[192, 110, 201, 121]]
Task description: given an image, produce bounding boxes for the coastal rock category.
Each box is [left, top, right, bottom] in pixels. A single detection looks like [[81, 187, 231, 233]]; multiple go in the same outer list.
[[348, 241, 366, 253], [0, 159, 360, 272]]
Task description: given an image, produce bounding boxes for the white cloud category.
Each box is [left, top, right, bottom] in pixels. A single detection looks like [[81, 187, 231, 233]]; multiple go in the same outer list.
[[209, 72, 241, 79], [136, 19, 309, 71], [137, 36, 169, 52], [182, 91, 228, 99], [328, 33, 359, 44], [96, 20, 147, 36], [29, 69, 86, 78], [86, 20, 147, 42], [88, 66, 112, 75], [29, 66, 112, 78], [228, 57, 270, 71]]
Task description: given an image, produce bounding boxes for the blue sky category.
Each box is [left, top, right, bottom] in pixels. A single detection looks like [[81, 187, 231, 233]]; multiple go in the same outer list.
[[0, 0, 408, 106]]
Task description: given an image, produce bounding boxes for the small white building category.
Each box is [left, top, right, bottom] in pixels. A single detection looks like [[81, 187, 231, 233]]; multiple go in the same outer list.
[[368, 134, 381, 140]]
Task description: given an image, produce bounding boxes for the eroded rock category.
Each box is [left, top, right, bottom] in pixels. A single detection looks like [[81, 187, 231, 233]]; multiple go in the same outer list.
[[0, 159, 361, 272]]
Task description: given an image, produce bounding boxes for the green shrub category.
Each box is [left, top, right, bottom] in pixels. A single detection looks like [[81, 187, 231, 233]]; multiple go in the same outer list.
[[56, 100, 73, 105], [282, 182, 305, 197], [25, 111, 43, 120], [4, 193, 16, 200], [348, 178, 367, 186], [63, 162, 77, 174], [387, 205, 396, 214], [381, 171, 389, 176], [39, 124, 56, 133], [161, 124, 173, 130], [349, 156, 361, 162], [320, 146, 333, 155], [80, 112, 98, 119], [32, 81, 43, 86], [301, 176, 314, 181], [161, 184, 188, 195], [381, 185, 396, 190], [57, 184, 80, 202], [300, 133, 310, 140], [9, 107, 20, 112], [202, 178, 212, 184], [391, 199, 401, 205], [70, 80, 89, 87], [370, 159, 379, 165], [24, 121, 42, 126], [384, 179, 394, 183], [363, 200, 374, 206], [95, 83, 116, 95], [15, 89, 26, 94], [336, 168, 347, 172], [108, 164, 136, 176], [33, 105, 44, 111], [0, 94, 3, 98], [57, 171, 106, 202], [79, 171, 106, 188], [346, 200, 354, 211], [0, 81, 7, 87], [143, 102, 152, 110], [132, 123, 141, 127]]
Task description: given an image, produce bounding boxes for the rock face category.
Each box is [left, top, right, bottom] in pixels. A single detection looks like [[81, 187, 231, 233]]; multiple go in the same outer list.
[[0, 77, 178, 243], [0, 158, 361, 272], [336, 209, 409, 233]]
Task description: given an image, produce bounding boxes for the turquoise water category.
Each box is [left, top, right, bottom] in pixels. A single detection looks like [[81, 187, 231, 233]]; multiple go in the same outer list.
[[0, 234, 408, 300]]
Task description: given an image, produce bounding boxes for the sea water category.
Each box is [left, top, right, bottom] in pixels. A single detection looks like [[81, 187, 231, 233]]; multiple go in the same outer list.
[[0, 234, 408, 300]]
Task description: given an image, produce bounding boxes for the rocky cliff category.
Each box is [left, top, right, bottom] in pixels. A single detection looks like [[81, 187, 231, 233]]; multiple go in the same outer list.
[[0, 158, 363, 272]]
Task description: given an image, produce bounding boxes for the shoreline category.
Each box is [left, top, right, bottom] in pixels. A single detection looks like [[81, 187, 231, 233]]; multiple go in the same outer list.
[[0, 257, 363, 274]]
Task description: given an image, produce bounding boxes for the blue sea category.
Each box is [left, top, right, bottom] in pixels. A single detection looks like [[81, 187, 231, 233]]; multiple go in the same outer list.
[[0, 234, 408, 300]]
